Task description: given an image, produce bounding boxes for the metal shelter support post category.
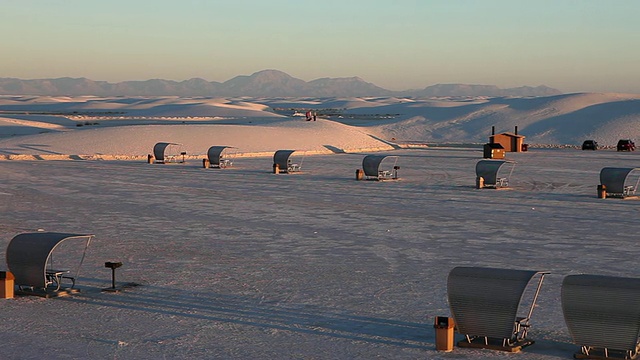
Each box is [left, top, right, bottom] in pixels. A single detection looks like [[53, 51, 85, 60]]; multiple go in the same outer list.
[[526, 272, 549, 320], [517, 272, 550, 341]]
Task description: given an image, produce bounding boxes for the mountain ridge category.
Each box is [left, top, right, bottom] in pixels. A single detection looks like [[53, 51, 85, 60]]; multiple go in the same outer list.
[[0, 69, 562, 97]]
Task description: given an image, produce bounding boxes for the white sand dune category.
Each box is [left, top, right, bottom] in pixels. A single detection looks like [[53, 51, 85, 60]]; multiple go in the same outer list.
[[1, 93, 640, 159], [0, 120, 393, 159], [365, 93, 640, 145], [0, 117, 68, 130]]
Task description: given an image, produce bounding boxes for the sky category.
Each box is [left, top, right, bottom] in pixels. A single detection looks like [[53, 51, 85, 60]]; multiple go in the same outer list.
[[2, 0, 640, 93]]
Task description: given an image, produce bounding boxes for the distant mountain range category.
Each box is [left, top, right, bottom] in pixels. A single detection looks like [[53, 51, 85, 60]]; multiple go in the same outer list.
[[0, 70, 562, 97]]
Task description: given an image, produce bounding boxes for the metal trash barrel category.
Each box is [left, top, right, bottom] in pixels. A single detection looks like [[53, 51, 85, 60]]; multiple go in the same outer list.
[[0, 271, 15, 299], [434, 316, 455, 351], [597, 184, 607, 199]]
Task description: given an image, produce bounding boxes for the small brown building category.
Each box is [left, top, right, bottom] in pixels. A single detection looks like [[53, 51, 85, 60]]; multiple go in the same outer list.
[[490, 132, 525, 152], [483, 143, 505, 159]]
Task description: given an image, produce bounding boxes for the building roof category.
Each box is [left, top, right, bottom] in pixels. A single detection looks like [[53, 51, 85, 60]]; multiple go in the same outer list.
[[492, 132, 525, 138]]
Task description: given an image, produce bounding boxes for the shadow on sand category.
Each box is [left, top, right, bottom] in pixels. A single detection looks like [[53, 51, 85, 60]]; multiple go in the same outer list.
[[323, 144, 346, 154], [61, 282, 433, 350]]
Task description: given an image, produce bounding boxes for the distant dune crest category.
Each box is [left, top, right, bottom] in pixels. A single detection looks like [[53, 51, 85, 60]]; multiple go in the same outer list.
[[414, 83, 561, 97], [0, 69, 562, 97], [1, 92, 640, 157]]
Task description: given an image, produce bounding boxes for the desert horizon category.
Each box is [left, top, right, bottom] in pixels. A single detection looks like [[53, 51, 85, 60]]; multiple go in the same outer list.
[[1, 92, 640, 161]]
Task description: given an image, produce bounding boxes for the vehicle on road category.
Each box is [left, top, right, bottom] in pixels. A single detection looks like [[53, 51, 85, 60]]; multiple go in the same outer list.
[[617, 139, 635, 151], [581, 140, 598, 150]]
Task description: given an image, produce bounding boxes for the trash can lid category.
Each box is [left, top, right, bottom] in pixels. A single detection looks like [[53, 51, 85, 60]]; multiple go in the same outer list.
[[0, 271, 15, 280], [433, 316, 455, 328]]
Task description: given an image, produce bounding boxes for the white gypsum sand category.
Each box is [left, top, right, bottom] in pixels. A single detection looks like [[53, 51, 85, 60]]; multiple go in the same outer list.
[[0, 94, 640, 359]]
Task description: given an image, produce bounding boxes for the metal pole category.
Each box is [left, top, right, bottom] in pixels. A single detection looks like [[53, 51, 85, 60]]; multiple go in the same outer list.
[[526, 272, 550, 320]]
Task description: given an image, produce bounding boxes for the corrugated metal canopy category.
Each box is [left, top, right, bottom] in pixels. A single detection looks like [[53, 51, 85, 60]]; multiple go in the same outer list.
[[273, 150, 296, 170], [476, 160, 510, 185], [362, 155, 397, 177], [448, 266, 543, 340], [562, 274, 640, 352], [6, 232, 93, 289], [600, 167, 639, 195], [153, 142, 180, 162], [207, 146, 233, 166]]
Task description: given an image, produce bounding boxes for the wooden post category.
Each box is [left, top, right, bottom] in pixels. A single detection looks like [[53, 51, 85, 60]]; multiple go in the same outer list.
[[147, 154, 154, 164], [203, 158, 210, 168], [273, 163, 280, 174], [476, 176, 484, 189], [355, 169, 364, 180]]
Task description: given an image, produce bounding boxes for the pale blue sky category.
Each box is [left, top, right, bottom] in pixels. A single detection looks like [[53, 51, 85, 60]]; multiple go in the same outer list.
[[2, 1, 639, 93]]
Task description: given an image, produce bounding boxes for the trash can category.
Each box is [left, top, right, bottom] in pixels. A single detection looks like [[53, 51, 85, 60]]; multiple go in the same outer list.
[[476, 176, 484, 189], [147, 154, 154, 164], [522, 143, 529, 152], [355, 169, 364, 180], [273, 163, 280, 174], [203, 158, 210, 168], [434, 316, 455, 351], [597, 184, 607, 199], [0, 271, 15, 299]]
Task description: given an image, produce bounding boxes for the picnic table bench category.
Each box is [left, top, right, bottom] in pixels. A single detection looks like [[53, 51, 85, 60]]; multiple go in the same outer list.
[[219, 158, 233, 168], [287, 162, 301, 172], [378, 170, 392, 179], [624, 185, 636, 196], [46, 269, 75, 291]]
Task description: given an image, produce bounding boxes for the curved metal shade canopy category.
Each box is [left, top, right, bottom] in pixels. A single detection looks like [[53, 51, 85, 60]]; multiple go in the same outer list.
[[362, 155, 398, 177], [600, 167, 639, 195], [476, 160, 513, 185], [6, 232, 93, 289], [273, 150, 296, 170], [562, 274, 640, 352], [448, 266, 545, 340], [153, 142, 180, 162], [207, 146, 233, 166]]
